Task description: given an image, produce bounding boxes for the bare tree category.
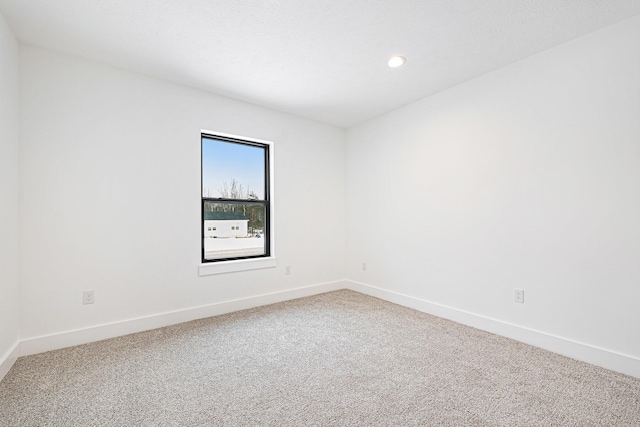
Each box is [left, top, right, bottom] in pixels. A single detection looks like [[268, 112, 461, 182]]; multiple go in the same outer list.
[[219, 178, 246, 200], [204, 180, 264, 233]]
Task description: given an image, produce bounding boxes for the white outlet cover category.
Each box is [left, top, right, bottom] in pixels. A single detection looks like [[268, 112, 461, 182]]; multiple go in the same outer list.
[[83, 290, 95, 304], [514, 289, 524, 303]]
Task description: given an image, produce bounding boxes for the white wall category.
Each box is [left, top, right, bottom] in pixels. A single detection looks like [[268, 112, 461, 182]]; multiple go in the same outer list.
[[19, 46, 347, 341], [0, 11, 20, 370], [347, 16, 640, 362]]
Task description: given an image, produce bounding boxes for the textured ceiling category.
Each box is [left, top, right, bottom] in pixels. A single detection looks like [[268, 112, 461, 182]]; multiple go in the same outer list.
[[1, 0, 639, 128]]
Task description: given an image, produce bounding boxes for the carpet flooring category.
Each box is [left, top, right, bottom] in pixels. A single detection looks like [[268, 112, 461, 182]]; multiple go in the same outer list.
[[1, 290, 639, 426]]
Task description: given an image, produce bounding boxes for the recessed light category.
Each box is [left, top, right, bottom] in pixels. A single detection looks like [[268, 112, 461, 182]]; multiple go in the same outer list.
[[388, 56, 406, 68]]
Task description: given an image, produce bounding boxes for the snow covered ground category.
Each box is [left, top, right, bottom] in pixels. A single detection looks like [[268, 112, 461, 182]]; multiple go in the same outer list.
[[204, 236, 265, 259]]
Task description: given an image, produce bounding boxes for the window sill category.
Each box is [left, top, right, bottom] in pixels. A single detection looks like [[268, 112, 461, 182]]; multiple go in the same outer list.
[[199, 257, 277, 276]]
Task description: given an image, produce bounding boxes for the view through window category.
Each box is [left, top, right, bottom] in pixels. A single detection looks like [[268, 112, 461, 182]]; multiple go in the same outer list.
[[201, 133, 270, 262]]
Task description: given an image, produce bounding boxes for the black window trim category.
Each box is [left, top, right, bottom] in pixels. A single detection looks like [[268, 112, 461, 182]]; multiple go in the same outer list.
[[201, 132, 271, 263]]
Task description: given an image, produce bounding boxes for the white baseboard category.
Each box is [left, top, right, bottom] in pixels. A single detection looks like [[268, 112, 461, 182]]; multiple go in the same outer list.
[[0, 341, 20, 383], [12, 279, 640, 381], [345, 280, 640, 379], [20, 280, 347, 357]]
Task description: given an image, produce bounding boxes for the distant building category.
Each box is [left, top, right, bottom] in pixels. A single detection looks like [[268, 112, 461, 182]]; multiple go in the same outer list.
[[204, 211, 249, 238]]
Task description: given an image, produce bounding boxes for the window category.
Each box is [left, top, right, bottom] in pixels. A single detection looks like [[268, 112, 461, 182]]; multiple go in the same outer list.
[[201, 132, 271, 263]]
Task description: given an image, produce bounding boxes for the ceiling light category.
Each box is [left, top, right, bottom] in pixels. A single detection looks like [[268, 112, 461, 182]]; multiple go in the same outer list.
[[388, 56, 406, 68]]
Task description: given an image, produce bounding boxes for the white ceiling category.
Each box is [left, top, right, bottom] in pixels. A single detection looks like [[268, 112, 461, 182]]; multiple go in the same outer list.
[[1, 1, 639, 128]]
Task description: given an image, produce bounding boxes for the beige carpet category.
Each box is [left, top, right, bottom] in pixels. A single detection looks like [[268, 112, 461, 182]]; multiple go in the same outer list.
[[1, 290, 639, 426]]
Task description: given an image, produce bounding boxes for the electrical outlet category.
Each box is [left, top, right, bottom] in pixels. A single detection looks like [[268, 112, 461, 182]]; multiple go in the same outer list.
[[514, 288, 524, 304], [362, 262, 367, 271], [285, 266, 291, 275], [83, 290, 95, 305]]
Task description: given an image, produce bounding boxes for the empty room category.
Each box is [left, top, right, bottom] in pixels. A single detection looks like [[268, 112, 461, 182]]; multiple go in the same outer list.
[[1, 1, 639, 425]]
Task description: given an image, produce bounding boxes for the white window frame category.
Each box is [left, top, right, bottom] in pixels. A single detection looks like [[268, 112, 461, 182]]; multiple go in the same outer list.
[[199, 130, 276, 276]]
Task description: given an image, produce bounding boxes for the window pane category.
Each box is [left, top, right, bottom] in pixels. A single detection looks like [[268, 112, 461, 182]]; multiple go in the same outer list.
[[202, 137, 265, 199], [203, 201, 266, 260]]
